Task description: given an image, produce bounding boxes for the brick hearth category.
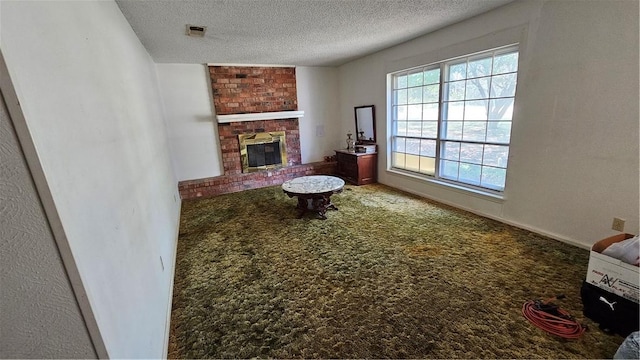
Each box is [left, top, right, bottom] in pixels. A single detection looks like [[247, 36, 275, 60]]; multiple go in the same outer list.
[[178, 161, 336, 200]]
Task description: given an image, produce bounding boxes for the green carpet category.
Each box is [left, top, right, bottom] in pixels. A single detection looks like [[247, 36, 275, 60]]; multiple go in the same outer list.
[[169, 184, 623, 358]]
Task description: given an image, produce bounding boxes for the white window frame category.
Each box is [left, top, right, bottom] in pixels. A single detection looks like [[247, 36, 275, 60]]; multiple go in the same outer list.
[[388, 44, 519, 196]]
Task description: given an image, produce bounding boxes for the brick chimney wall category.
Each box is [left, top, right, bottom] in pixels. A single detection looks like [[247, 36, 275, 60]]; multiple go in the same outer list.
[[210, 66, 301, 175], [210, 66, 297, 115]]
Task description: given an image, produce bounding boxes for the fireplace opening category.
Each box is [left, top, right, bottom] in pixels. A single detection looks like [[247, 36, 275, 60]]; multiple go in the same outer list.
[[239, 131, 287, 173], [247, 142, 282, 168]]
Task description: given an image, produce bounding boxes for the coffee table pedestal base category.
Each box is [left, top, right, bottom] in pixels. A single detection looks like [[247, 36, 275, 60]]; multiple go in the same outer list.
[[290, 192, 339, 220]]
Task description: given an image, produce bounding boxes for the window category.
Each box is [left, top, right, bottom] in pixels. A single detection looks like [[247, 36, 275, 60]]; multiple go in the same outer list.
[[390, 45, 518, 192]]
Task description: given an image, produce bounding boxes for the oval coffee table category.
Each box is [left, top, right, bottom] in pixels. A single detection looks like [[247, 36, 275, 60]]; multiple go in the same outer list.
[[282, 175, 345, 219]]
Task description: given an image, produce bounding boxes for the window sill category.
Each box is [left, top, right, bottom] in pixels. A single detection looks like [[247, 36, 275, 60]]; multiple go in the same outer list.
[[386, 168, 506, 203]]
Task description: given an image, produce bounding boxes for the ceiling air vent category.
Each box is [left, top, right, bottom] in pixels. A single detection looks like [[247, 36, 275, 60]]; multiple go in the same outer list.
[[186, 25, 206, 37]]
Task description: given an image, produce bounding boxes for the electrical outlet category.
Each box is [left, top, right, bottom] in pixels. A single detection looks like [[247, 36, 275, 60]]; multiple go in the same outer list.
[[611, 217, 625, 232]]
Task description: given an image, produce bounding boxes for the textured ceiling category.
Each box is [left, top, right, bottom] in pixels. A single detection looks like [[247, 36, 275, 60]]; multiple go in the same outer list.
[[116, 0, 514, 67]]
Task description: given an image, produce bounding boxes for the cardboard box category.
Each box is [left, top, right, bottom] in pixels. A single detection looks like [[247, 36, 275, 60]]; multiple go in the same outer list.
[[585, 233, 639, 304]]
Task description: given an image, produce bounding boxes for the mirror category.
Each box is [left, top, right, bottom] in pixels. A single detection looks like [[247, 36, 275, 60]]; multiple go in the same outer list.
[[354, 105, 376, 144]]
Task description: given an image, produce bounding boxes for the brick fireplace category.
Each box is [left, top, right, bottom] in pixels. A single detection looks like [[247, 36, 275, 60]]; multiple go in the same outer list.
[[218, 119, 301, 175], [177, 66, 335, 199]]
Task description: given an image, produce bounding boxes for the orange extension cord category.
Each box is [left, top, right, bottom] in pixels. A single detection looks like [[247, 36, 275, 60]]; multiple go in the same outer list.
[[522, 295, 587, 339]]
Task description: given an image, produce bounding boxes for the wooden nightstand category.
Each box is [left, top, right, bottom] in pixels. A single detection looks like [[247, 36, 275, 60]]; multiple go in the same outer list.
[[334, 149, 377, 185]]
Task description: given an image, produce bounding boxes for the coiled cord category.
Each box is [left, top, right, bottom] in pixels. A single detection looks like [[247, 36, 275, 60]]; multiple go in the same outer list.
[[522, 295, 587, 339]]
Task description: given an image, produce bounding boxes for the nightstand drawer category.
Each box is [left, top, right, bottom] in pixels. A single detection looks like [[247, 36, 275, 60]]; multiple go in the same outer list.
[[336, 151, 357, 164], [334, 149, 377, 185]]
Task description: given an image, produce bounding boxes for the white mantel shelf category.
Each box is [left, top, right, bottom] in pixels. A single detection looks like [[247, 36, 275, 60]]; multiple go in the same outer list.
[[216, 110, 304, 123]]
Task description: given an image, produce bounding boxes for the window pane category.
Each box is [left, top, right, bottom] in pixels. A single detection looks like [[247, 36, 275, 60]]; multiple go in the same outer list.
[[408, 70, 423, 87], [423, 84, 439, 103], [421, 121, 438, 138], [483, 145, 509, 168], [490, 73, 517, 98], [459, 163, 481, 185], [393, 105, 407, 121], [448, 62, 467, 81], [465, 77, 490, 100], [420, 139, 436, 157], [442, 121, 462, 140], [492, 52, 518, 75], [408, 87, 422, 104], [406, 138, 420, 155], [488, 98, 513, 120], [441, 141, 460, 161], [468, 57, 492, 78], [464, 100, 488, 121], [423, 103, 439, 121], [394, 89, 408, 105], [462, 121, 487, 142], [393, 152, 405, 168], [424, 68, 440, 85], [420, 156, 435, 175], [444, 101, 464, 120], [405, 154, 420, 172], [395, 73, 407, 89], [445, 81, 465, 101], [395, 121, 407, 136], [407, 121, 422, 137], [486, 122, 511, 143], [459, 143, 484, 164], [393, 137, 406, 152], [481, 166, 506, 190], [440, 160, 459, 179], [407, 104, 422, 120]]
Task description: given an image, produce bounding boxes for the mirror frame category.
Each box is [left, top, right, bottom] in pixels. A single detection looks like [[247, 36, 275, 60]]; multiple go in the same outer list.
[[354, 105, 376, 144]]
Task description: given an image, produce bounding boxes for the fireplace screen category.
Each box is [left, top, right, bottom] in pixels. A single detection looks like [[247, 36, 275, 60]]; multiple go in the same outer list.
[[238, 131, 287, 173]]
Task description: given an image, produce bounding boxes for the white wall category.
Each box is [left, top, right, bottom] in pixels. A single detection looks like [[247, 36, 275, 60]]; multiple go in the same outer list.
[[296, 66, 343, 163], [1, 81, 96, 358], [156, 64, 223, 181], [1, 1, 181, 358], [338, 0, 639, 248]]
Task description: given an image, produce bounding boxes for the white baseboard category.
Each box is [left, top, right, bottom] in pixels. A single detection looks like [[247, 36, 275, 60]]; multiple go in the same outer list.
[[384, 182, 591, 251]]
